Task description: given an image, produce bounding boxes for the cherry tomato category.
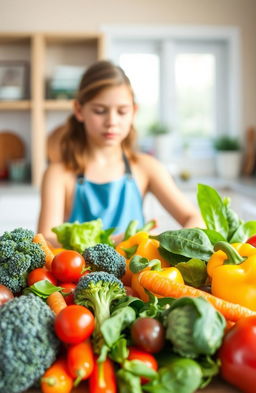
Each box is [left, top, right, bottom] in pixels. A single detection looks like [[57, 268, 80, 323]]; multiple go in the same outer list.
[[60, 283, 76, 305], [67, 339, 94, 384], [41, 358, 73, 393], [54, 304, 95, 344], [131, 317, 165, 353], [128, 346, 158, 384], [0, 284, 14, 306], [51, 250, 85, 283], [219, 315, 256, 393], [246, 234, 256, 247], [27, 268, 57, 286]]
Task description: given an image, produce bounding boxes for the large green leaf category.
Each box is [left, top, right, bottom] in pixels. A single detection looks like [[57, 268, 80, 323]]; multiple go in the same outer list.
[[197, 184, 229, 239]]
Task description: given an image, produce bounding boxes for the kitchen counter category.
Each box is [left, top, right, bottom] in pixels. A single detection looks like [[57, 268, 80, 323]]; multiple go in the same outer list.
[[1, 175, 256, 196], [174, 175, 256, 199], [1, 175, 256, 235]]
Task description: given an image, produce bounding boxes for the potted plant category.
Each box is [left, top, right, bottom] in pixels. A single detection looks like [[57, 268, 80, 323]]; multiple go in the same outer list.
[[213, 135, 242, 179], [147, 122, 172, 162]]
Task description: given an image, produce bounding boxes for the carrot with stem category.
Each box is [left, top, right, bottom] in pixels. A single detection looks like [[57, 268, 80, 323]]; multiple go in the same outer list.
[[33, 233, 55, 271], [138, 270, 256, 322], [47, 291, 67, 315]]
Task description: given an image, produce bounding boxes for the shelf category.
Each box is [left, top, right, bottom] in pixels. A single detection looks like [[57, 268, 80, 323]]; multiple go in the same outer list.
[[44, 100, 74, 111], [0, 31, 105, 187], [0, 101, 31, 110]]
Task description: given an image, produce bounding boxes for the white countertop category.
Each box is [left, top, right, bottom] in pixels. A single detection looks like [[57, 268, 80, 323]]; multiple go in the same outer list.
[[1, 175, 256, 197]]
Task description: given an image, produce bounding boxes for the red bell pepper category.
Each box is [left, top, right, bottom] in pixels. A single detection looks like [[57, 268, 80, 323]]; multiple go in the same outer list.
[[219, 315, 256, 393]]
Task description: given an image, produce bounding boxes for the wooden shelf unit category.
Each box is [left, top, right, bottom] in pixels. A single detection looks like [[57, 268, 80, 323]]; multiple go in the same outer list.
[[0, 101, 31, 110], [0, 32, 105, 187]]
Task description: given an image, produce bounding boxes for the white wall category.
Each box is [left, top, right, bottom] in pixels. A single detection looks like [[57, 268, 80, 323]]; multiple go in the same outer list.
[[0, 0, 256, 132]]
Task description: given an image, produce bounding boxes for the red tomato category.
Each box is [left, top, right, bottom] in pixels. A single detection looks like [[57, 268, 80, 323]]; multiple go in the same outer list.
[[27, 268, 57, 286], [128, 346, 158, 384], [61, 283, 76, 305], [219, 315, 256, 393], [246, 235, 256, 247], [0, 284, 14, 306], [54, 304, 95, 344], [51, 250, 85, 283]]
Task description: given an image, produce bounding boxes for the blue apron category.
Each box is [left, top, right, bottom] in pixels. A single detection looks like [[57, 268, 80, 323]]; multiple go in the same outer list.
[[68, 154, 145, 233]]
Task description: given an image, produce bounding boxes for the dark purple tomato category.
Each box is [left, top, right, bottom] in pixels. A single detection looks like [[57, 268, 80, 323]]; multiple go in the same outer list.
[[131, 317, 165, 353]]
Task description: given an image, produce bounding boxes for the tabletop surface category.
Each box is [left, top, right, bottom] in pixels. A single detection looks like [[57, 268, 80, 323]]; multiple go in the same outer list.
[[27, 377, 243, 393]]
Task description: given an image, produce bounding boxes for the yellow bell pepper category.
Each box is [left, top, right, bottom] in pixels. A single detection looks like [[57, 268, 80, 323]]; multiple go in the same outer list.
[[116, 231, 170, 286], [207, 241, 256, 311]]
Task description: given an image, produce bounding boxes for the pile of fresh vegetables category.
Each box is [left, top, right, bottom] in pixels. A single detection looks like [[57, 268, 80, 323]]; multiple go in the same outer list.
[[1, 183, 256, 393]]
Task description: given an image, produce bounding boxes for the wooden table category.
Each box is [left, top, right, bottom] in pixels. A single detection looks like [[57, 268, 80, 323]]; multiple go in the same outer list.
[[27, 377, 242, 393], [199, 378, 242, 392]]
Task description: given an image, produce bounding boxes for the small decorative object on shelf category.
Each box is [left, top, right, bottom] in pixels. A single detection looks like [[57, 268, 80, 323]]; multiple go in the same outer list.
[[48, 65, 85, 99], [0, 61, 29, 100]]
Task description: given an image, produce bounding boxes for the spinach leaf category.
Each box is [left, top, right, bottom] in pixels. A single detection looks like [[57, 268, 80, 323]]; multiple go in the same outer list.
[[230, 221, 256, 243], [197, 184, 229, 239], [109, 337, 129, 364], [23, 280, 63, 299], [155, 228, 213, 261], [176, 258, 207, 288], [117, 369, 143, 393], [201, 229, 226, 245], [123, 359, 157, 378], [101, 306, 136, 347], [158, 247, 189, 265], [223, 197, 242, 240], [143, 357, 202, 393]]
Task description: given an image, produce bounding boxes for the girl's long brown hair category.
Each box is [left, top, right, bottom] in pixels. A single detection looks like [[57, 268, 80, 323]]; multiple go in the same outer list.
[[61, 60, 138, 173]]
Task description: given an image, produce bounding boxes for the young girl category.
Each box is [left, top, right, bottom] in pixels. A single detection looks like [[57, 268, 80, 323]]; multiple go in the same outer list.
[[38, 60, 203, 246]]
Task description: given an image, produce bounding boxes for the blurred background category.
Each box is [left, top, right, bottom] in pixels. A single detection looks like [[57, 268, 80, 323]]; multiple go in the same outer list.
[[0, 0, 256, 233]]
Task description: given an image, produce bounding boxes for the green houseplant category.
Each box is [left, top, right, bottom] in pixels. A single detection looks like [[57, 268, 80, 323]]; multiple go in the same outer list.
[[213, 135, 242, 179], [147, 122, 172, 162], [213, 135, 241, 151]]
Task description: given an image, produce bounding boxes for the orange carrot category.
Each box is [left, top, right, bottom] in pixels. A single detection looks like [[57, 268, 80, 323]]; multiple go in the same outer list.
[[138, 270, 256, 322], [33, 233, 55, 271], [46, 291, 67, 315], [225, 320, 235, 333]]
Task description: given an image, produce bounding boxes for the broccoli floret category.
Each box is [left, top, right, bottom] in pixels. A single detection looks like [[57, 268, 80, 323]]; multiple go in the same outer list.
[[0, 228, 45, 293], [0, 294, 60, 393], [83, 243, 126, 278], [74, 271, 126, 352]]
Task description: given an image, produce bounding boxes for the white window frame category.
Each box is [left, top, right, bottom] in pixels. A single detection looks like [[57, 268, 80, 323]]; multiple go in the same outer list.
[[101, 24, 241, 139]]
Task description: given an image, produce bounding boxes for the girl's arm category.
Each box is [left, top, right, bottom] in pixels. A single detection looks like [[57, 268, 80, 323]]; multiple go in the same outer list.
[[139, 155, 204, 228], [37, 164, 67, 247]]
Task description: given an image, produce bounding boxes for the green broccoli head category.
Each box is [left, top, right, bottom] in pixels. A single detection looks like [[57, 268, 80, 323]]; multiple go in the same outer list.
[[0, 293, 60, 393], [74, 271, 126, 352], [83, 243, 126, 278], [0, 228, 45, 293]]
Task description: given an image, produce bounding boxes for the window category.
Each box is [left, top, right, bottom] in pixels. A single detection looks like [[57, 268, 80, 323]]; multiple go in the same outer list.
[[103, 26, 240, 153]]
